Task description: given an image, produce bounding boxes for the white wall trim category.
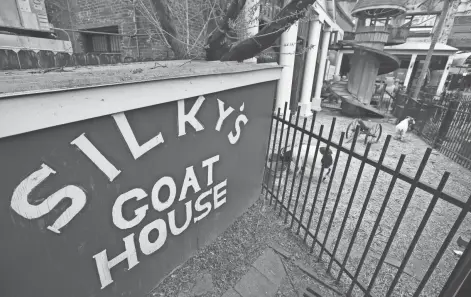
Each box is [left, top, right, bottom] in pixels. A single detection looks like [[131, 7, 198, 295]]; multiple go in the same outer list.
[[313, 2, 343, 33], [0, 34, 73, 54], [0, 67, 281, 139], [339, 49, 456, 56]]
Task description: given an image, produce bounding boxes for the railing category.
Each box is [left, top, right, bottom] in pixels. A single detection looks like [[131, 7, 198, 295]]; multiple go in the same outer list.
[[263, 104, 471, 297], [371, 82, 397, 114], [386, 26, 409, 45], [395, 93, 471, 169], [342, 26, 409, 45], [344, 31, 355, 41]]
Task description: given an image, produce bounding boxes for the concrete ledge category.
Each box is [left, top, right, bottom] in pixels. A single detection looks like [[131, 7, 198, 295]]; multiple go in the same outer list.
[[0, 61, 281, 138]]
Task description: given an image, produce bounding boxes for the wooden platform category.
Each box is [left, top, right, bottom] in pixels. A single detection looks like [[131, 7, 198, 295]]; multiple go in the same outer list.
[[330, 81, 385, 118]]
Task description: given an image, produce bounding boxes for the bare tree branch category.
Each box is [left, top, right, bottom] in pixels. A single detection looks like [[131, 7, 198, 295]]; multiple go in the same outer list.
[[149, 0, 188, 58], [205, 0, 247, 60], [220, 0, 316, 62]]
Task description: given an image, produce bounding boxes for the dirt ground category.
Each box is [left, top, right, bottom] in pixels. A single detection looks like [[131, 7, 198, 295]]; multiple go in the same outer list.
[[148, 197, 347, 297], [268, 109, 471, 297], [151, 108, 471, 297]]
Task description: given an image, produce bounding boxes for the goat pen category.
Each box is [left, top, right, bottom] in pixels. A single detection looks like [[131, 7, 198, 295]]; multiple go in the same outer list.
[[262, 103, 471, 297]]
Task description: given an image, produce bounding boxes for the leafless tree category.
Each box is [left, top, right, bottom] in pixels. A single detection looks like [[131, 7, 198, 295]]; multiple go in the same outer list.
[[144, 0, 317, 61]]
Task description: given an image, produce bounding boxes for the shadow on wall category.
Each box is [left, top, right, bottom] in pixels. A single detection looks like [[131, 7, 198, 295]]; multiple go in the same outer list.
[[0, 49, 158, 70]]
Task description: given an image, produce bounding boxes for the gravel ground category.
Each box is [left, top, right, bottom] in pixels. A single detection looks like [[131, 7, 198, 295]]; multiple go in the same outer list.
[[267, 109, 471, 297], [147, 196, 346, 297]]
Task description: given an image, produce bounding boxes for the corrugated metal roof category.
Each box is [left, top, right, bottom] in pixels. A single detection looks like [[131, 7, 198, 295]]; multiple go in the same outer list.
[[451, 52, 471, 67], [351, 0, 407, 18]]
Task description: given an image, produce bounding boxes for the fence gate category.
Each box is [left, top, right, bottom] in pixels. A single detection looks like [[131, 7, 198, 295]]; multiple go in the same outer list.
[[417, 96, 471, 169], [263, 104, 471, 297]]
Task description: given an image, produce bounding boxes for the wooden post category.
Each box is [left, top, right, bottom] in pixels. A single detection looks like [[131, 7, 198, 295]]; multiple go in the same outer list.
[[434, 99, 459, 149], [243, 0, 260, 63], [290, 21, 310, 112], [436, 54, 455, 96], [412, 0, 451, 100], [312, 27, 332, 111], [404, 54, 417, 90], [275, 21, 299, 114], [299, 15, 322, 117]]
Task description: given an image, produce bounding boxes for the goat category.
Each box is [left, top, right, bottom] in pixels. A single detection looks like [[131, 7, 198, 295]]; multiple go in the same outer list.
[[277, 141, 336, 183], [395, 116, 416, 142]]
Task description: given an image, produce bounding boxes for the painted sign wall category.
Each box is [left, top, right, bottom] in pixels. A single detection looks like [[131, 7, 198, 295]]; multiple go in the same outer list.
[[0, 0, 50, 31], [0, 0, 23, 28], [0, 81, 276, 297]]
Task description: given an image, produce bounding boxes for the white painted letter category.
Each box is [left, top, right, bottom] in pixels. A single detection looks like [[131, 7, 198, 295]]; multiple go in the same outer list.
[[168, 200, 192, 235], [194, 189, 212, 223], [112, 188, 149, 230], [10, 163, 87, 234], [93, 233, 139, 289], [202, 155, 219, 187], [179, 166, 201, 201], [228, 103, 249, 145], [215, 99, 234, 131], [214, 179, 227, 209], [152, 176, 177, 212], [112, 112, 165, 160], [178, 96, 205, 136], [71, 134, 121, 182], [139, 218, 167, 255]]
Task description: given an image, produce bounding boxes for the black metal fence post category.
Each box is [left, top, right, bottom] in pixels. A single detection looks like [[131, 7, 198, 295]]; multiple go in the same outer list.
[[434, 100, 459, 149], [262, 109, 471, 297]]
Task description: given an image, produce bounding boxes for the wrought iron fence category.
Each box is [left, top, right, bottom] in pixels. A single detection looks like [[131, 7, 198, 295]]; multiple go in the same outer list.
[[395, 93, 471, 169], [262, 104, 471, 297]]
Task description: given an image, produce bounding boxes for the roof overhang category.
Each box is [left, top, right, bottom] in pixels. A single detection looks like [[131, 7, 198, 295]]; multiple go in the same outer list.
[[337, 41, 458, 56], [451, 52, 471, 67]]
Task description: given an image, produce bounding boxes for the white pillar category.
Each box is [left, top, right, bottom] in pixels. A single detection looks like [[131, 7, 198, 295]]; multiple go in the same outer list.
[[312, 27, 332, 112], [299, 16, 322, 118], [436, 54, 454, 96], [275, 21, 299, 115], [243, 0, 260, 63], [334, 51, 343, 76], [403, 54, 417, 90], [334, 32, 343, 77], [325, 60, 331, 80]]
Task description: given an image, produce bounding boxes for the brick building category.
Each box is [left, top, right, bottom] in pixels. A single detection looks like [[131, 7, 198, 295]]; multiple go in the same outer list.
[[45, 0, 207, 61]]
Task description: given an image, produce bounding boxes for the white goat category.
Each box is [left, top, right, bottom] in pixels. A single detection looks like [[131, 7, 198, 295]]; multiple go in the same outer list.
[[278, 141, 336, 183], [395, 116, 416, 142]]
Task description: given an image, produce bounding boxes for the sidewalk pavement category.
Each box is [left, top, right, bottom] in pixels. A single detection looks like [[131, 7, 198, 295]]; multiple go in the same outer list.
[[221, 248, 286, 297]]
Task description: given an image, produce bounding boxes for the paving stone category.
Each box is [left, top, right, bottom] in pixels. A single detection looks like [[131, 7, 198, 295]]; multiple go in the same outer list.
[[269, 242, 292, 259], [191, 272, 214, 296], [306, 286, 323, 297], [382, 256, 402, 268], [294, 261, 343, 296], [458, 235, 470, 248], [370, 253, 425, 280], [253, 248, 286, 287], [221, 288, 242, 297], [405, 257, 427, 280], [234, 267, 277, 297]]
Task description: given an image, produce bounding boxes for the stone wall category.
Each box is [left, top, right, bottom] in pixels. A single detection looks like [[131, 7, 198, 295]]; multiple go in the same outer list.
[[0, 49, 153, 70], [43, 0, 207, 62]]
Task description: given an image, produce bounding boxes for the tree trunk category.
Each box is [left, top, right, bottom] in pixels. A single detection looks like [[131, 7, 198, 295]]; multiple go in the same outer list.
[[150, 0, 187, 59], [411, 0, 450, 100], [205, 0, 247, 61], [220, 0, 316, 62], [150, 0, 315, 62]]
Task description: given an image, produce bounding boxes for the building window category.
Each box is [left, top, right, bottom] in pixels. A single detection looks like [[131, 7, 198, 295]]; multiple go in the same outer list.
[[84, 26, 121, 53]]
